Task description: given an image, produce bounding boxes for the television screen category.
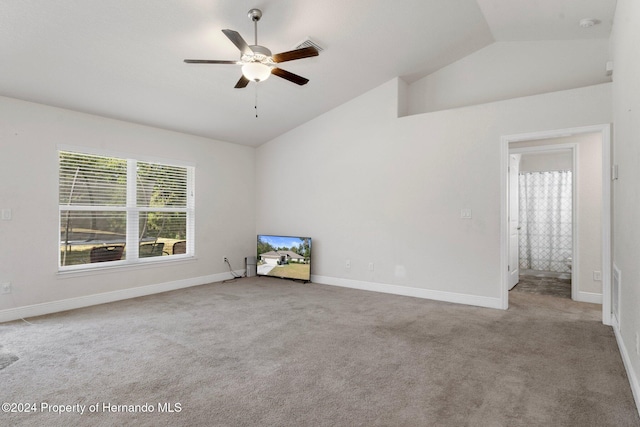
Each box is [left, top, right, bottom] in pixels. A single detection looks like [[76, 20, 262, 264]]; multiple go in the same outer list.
[[257, 235, 311, 281]]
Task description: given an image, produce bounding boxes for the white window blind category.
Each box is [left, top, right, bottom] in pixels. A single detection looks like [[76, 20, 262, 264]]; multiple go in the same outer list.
[[59, 150, 194, 269]]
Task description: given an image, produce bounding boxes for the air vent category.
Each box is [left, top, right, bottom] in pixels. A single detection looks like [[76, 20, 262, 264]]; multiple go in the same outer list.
[[294, 37, 324, 52]]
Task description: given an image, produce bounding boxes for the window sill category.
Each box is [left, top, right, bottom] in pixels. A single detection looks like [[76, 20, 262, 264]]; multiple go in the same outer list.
[[57, 255, 197, 278]]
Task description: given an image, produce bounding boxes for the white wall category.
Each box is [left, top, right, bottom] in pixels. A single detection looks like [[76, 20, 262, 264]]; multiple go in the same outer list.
[[407, 40, 611, 116], [256, 80, 611, 308], [611, 0, 640, 412], [519, 151, 572, 173], [0, 96, 255, 318], [512, 134, 603, 298]]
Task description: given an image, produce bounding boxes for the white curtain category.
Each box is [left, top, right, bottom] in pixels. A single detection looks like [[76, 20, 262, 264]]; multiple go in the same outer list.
[[519, 171, 572, 273]]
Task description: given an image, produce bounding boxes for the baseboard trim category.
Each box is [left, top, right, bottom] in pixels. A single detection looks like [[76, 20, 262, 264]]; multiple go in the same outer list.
[[311, 275, 503, 310], [613, 326, 640, 418], [0, 271, 244, 323], [575, 291, 603, 304]]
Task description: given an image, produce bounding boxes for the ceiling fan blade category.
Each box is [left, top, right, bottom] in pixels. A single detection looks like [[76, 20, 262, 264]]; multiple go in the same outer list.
[[222, 29, 253, 56], [184, 59, 240, 64], [271, 68, 309, 86], [272, 46, 319, 63], [234, 75, 250, 89]]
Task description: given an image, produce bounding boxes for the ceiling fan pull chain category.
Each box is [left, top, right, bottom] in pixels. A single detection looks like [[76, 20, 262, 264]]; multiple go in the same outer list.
[[255, 84, 259, 118]]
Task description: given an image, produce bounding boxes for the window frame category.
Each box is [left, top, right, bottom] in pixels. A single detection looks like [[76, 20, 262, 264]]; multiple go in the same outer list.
[[58, 147, 195, 272]]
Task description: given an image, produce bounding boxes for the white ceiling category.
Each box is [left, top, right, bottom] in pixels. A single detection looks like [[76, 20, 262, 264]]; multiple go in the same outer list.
[[0, 0, 616, 146], [477, 0, 616, 41]]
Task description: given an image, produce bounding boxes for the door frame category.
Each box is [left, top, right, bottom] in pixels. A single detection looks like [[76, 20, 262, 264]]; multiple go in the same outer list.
[[508, 153, 522, 290], [500, 124, 612, 325], [509, 144, 577, 299]]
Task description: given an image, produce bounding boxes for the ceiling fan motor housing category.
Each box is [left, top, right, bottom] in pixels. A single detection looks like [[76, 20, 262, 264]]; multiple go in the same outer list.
[[245, 45, 273, 61]]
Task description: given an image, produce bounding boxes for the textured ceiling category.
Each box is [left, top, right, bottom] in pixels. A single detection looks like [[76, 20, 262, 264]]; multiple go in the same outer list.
[[0, 0, 616, 146]]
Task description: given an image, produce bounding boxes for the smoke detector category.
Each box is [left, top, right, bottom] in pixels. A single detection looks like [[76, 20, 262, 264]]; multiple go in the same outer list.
[[579, 18, 599, 28]]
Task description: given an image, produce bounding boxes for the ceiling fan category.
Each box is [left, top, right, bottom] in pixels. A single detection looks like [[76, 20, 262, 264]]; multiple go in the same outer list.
[[184, 8, 319, 88]]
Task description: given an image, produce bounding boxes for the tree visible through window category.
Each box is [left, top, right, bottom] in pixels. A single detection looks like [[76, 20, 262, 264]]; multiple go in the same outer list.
[[59, 150, 194, 268]]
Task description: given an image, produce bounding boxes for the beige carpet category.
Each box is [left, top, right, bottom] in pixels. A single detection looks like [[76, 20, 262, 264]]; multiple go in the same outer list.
[[1, 277, 638, 426]]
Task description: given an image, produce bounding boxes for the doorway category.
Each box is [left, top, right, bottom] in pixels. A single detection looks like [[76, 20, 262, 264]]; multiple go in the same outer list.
[[500, 124, 612, 325], [509, 146, 575, 300]]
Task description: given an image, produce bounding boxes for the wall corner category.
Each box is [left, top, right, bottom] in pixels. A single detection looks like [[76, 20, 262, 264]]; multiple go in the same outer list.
[[397, 77, 409, 118]]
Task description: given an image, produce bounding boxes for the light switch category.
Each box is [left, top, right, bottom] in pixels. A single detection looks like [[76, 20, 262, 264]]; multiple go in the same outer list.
[[460, 208, 472, 219], [1, 209, 11, 221]]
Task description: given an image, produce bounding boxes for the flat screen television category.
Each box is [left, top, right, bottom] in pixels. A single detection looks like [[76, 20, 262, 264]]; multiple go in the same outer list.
[[257, 235, 311, 282]]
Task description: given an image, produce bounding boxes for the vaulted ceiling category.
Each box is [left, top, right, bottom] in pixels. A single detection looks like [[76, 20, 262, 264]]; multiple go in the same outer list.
[[0, 1, 617, 146]]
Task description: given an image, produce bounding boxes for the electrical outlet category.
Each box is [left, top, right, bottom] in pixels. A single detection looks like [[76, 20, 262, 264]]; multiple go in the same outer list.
[[345, 259, 351, 269], [368, 262, 374, 272], [593, 271, 602, 281], [1, 282, 11, 294], [223, 257, 228, 263]]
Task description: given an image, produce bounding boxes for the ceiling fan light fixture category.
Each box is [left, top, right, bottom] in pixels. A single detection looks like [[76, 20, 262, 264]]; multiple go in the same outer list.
[[241, 62, 271, 82]]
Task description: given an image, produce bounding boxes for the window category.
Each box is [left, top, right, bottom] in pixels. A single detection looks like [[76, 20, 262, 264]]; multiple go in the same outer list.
[[59, 150, 194, 269]]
